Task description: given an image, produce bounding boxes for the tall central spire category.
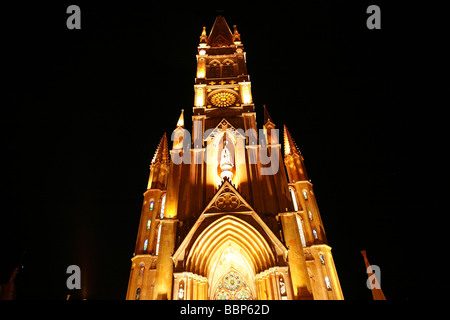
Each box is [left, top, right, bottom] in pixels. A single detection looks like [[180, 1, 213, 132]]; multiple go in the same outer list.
[[207, 15, 234, 47]]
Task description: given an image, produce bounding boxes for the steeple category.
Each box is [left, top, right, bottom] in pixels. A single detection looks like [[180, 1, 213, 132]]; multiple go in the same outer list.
[[151, 133, 169, 165], [148, 133, 170, 190], [207, 15, 234, 47], [263, 105, 278, 145], [264, 105, 274, 126], [283, 125, 308, 182], [283, 125, 300, 156]]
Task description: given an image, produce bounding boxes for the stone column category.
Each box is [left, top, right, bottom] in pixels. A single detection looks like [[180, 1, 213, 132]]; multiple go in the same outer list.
[[271, 270, 280, 300], [187, 274, 193, 300], [153, 220, 177, 300], [264, 274, 273, 300], [279, 212, 313, 299], [258, 276, 267, 300], [193, 277, 199, 300]]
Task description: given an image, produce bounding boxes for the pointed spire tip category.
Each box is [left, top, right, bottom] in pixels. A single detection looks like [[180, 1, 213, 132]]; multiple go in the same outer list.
[[263, 104, 273, 124], [283, 125, 301, 156], [151, 133, 169, 164], [177, 109, 184, 128]]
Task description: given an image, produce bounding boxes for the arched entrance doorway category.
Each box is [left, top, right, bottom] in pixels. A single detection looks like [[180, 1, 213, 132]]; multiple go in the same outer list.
[[184, 215, 276, 300], [209, 245, 254, 300]]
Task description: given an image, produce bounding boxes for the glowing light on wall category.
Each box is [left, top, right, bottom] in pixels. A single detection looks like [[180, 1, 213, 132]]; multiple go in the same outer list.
[[177, 110, 184, 128], [197, 57, 206, 78], [156, 225, 162, 255], [195, 85, 206, 107], [283, 128, 291, 155], [239, 82, 252, 104]]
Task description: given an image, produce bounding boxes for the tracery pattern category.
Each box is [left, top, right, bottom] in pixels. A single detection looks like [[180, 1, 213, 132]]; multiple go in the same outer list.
[[214, 271, 252, 300]]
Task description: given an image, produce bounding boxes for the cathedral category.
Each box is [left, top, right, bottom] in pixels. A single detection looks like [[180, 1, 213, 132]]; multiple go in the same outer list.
[[125, 15, 343, 300]]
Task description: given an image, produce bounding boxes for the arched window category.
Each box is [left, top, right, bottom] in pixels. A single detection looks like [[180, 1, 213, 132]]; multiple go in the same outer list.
[[296, 215, 307, 247], [313, 229, 318, 239], [143, 239, 148, 251], [135, 287, 141, 300], [302, 190, 308, 200], [279, 274, 288, 300], [222, 59, 235, 77], [319, 253, 325, 265], [290, 188, 299, 211], [139, 264, 145, 276], [208, 61, 221, 78], [156, 224, 162, 255], [178, 279, 185, 300], [308, 210, 313, 220], [147, 219, 151, 230], [325, 277, 332, 291], [160, 194, 166, 219], [149, 200, 154, 211]]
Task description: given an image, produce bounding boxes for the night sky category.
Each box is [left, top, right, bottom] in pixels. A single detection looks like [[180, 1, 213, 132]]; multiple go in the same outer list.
[[1, 1, 443, 301]]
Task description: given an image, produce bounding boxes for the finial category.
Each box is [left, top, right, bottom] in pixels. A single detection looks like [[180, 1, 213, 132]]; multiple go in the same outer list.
[[199, 26, 208, 44], [177, 109, 184, 128], [233, 25, 241, 44]]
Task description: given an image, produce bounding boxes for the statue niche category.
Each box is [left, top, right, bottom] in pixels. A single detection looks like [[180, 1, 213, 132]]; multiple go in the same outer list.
[[218, 134, 235, 181]]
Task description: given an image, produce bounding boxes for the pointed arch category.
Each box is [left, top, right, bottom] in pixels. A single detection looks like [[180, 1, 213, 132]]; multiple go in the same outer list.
[[177, 279, 185, 300], [222, 59, 235, 77], [222, 58, 234, 65], [185, 215, 276, 277], [203, 120, 245, 188], [160, 193, 166, 219], [183, 214, 277, 300], [278, 273, 288, 300], [209, 59, 222, 66], [208, 59, 221, 78]]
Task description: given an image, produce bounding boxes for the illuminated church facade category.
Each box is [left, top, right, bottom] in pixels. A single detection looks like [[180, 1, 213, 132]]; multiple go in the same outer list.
[[126, 16, 343, 300]]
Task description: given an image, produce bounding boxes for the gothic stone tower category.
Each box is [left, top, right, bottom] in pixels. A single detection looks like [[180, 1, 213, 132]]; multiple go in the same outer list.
[[126, 16, 343, 300]]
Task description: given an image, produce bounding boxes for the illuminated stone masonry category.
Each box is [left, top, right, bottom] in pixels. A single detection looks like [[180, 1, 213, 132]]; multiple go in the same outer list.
[[126, 15, 343, 300]]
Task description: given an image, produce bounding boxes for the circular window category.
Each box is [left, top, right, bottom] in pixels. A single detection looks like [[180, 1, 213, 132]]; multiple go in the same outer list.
[[209, 90, 239, 107]]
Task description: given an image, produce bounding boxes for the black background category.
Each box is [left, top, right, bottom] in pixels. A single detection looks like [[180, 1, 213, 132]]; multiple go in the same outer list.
[[1, 1, 444, 301]]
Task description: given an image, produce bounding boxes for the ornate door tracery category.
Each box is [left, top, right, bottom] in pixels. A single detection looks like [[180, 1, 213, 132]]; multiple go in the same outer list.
[[214, 271, 252, 300]]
